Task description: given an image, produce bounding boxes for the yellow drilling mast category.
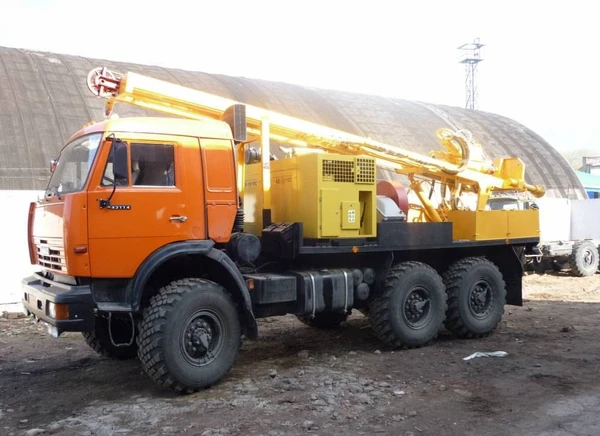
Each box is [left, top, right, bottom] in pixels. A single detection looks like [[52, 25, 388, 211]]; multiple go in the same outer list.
[[87, 67, 544, 240]]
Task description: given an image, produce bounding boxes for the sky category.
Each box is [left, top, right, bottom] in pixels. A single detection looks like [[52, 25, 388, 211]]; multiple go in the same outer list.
[[0, 0, 598, 153]]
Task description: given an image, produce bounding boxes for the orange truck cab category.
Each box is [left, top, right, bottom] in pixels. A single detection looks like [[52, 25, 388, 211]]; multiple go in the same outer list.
[[21, 69, 540, 393], [23, 116, 257, 338]]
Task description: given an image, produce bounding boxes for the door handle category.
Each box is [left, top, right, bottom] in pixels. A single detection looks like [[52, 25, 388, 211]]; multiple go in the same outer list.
[[170, 215, 187, 223]]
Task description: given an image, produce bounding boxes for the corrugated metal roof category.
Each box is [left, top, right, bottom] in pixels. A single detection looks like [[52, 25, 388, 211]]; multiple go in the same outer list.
[[0, 46, 585, 198], [576, 170, 600, 191]]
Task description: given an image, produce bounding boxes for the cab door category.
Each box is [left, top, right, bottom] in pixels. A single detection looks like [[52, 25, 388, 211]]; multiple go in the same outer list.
[[87, 134, 206, 278], [200, 138, 237, 243]]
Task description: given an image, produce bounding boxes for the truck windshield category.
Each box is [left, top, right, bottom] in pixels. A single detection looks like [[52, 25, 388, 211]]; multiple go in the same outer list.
[[47, 133, 102, 196]]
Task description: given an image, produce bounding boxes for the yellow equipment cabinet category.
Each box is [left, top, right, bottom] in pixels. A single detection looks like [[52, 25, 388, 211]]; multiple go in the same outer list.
[[244, 153, 377, 239], [446, 209, 540, 241]]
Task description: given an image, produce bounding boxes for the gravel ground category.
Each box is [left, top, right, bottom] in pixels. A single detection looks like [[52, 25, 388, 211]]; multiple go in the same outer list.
[[2, 272, 600, 436]]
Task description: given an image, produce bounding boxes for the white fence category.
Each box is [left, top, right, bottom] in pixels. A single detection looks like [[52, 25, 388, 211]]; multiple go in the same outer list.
[[536, 197, 600, 243], [0, 191, 40, 306]]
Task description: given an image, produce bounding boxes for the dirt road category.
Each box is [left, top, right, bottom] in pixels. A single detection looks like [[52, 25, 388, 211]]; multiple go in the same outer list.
[[2, 272, 600, 436]]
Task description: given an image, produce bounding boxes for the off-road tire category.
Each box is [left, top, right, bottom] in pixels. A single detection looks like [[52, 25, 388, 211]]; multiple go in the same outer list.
[[443, 257, 506, 338], [137, 278, 241, 393], [82, 313, 137, 360], [297, 312, 348, 329], [369, 262, 446, 349], [569, 240, 599, 277]]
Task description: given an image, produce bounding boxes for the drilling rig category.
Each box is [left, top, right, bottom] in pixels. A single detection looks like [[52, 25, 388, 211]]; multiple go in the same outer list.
[[22, 67, 543, 392]]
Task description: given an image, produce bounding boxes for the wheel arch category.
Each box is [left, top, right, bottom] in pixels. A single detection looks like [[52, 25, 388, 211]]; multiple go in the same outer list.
[[128, 241, 258, 339]]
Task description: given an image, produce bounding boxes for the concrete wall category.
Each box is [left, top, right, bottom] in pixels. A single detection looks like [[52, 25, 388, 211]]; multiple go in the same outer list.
[[0, 190, 40, 306]]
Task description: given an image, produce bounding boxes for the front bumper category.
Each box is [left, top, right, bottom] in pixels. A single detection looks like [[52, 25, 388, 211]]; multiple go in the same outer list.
[[22, 273, 94, 334]]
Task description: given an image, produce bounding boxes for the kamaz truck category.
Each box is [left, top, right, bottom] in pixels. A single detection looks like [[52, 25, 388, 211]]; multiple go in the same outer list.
[[22, 68, 544, 392]]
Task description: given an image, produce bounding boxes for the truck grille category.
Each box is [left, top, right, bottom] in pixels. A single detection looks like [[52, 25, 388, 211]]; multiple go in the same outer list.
[[35, 238, 66, 272]]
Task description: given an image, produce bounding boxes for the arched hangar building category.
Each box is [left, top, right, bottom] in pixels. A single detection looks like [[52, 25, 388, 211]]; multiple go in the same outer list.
[[0, 46, 584, 199]]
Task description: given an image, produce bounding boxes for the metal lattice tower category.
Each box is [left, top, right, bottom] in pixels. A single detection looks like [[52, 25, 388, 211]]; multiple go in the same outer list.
[[458, 38, 484, 110]]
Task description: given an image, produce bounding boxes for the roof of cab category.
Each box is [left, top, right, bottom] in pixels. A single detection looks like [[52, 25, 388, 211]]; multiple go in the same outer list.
[[67, 117, 233, 143]]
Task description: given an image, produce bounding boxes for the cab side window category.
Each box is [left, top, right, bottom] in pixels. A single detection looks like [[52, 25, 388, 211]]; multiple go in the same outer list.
[[130, 143, 175, 186], [101, 144, 129, 187]]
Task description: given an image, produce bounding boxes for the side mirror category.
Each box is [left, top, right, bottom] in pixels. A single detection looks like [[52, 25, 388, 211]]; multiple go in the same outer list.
[[113, 142, 128, 180], [50, 159, 58, 173]]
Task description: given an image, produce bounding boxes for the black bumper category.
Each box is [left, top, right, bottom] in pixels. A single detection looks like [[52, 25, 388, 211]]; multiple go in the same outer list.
[[22, 273, 94, 334]]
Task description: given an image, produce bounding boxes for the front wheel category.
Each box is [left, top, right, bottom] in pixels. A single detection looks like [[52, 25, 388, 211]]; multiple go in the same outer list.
[[137, 278, 241, 393]]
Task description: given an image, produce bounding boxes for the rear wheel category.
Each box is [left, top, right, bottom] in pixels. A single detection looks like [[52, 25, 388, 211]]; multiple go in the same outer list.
[[369, 262, 446, 348], [137, 278, 241, 393], [569, 240, 599, 277], [83, 313, 137, 360], [297, 312, 348, 329], [443, 257, 506, 338]]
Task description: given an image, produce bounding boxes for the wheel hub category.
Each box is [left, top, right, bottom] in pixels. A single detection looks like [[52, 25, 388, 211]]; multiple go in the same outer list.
[[469, 280, 493, 319], [188, 320, 212, 351], [403, 287, 431, 328], [181, 311, 224, 366], [583, 249, 595, 266]]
